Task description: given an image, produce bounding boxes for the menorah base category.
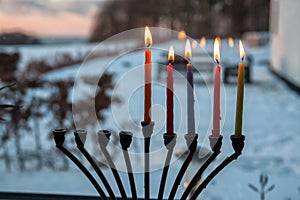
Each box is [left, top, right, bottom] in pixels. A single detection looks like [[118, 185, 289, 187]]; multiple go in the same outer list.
[[52, 129, 245, 200]]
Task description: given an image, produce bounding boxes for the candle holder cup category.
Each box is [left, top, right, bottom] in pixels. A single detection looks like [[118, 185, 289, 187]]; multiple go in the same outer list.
[[141, 121, 155, 138], [185, 133, 198, 152], [98, 130, 112, 148], [53, 128, 67, 147], [231, 134, 245, 153], [209, 135, 223, 152], [74, 129, 87, 148], [120, 131, 133, 150], [163, 133, 177, 150]]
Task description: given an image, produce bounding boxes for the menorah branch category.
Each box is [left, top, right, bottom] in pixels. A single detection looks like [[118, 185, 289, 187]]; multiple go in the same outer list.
[[158, 133, 177, 200], [120, 131, 137, 200], [181, 135, 223, 200], [52, 129, 108, 200], [98, 130, 128, 200], [168, 133, 198, 200], [189, 135, 245, 200], [141, 121, 154, 200], [74, 130, 116, 200]]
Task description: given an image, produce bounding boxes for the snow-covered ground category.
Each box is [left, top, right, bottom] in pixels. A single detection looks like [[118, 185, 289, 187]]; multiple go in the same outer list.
[[1, 39, 300, 200]]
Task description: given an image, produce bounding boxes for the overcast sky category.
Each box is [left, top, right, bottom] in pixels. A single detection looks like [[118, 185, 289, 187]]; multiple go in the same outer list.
[[0, 0, 105, 37]]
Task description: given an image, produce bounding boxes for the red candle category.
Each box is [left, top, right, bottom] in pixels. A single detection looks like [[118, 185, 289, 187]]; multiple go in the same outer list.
[[144, 26, 152, 123], [166, 46, 174, 135], [212, 38, 221, 137]]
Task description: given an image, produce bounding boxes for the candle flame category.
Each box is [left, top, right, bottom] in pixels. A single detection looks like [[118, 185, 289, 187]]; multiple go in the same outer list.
[[239, 40, 245, 61], [192, 40, 198, 49], [178, 30, 186, 40], [216, 36, 221, 47], [200, 36, 206, 48], [144, 26, 152, 47], [185, 39, 192, 62], [214, 38, 220, 64], [228, 37, 234, 47], [168, 46, 174, 63]]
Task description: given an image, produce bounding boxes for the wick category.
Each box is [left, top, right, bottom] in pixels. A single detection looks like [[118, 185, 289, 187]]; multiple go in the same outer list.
[[186, 57, 191, 64], [215, 58, 219, 65], [241, 56, 245, 62], [146, 42, 151, 48]]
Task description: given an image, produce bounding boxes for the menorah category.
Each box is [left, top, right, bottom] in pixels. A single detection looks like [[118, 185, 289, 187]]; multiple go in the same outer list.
[[52, 123, 245, 200]]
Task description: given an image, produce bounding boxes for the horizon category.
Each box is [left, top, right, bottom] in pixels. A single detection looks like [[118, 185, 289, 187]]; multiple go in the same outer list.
[[0, 0, 106, 37]]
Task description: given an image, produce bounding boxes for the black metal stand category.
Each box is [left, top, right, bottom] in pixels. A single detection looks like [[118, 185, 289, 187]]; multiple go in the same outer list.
[[74, 130, 116, 200], [98, 130, 128, 200], [119, 131, 137, 200], [52, 129, 108, 200], [52, 128, 245, 200], [168, 133, 198, 200], [189, 135, 245, 200], [180, 135, 223, 199], [141, 121, 154, 200], [157, 133, 177, 200]]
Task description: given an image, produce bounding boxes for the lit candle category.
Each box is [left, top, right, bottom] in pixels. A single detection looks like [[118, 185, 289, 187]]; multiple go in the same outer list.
[[235, 40, 246, 137], [228, 37, 234, 48], [178, 30, 186, 40], [200, 37, 206, 48], [185, 39, 195, 134], [212, 38, 221, 137], [166, 46, 174, 135], [144, 26, 152, 123]]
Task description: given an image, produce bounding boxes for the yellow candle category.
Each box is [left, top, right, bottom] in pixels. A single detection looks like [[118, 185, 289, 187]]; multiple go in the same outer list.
[[235, 40, 245, 137]]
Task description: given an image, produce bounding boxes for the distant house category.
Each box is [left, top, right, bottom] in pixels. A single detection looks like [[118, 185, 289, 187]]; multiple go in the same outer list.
[[270, 0, 300, 90]]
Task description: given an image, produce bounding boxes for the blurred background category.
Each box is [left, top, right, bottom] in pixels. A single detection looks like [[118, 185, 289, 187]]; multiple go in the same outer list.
[[0, 0, 270, 42], [0, 0, 300, 199]]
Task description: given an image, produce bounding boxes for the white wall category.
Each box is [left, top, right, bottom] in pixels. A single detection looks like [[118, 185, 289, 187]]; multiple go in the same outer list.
[[270, 0, 300, 87]]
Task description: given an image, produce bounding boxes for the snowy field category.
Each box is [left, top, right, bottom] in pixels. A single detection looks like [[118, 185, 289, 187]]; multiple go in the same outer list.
[[1, 39, 300, 200]]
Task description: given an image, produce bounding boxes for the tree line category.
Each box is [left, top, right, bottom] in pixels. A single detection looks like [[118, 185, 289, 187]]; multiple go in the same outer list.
[[90, 0, 270, 42]]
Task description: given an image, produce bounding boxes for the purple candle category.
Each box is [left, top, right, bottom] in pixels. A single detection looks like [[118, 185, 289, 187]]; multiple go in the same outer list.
[[185, 39, 195, 134]]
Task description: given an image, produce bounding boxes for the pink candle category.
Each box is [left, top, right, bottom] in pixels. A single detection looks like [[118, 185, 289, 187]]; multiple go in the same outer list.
[[212, 38, 221, 137]]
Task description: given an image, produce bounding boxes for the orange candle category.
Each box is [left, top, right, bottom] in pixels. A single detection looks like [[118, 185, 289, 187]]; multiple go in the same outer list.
[[144, 26, 152, 123]]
